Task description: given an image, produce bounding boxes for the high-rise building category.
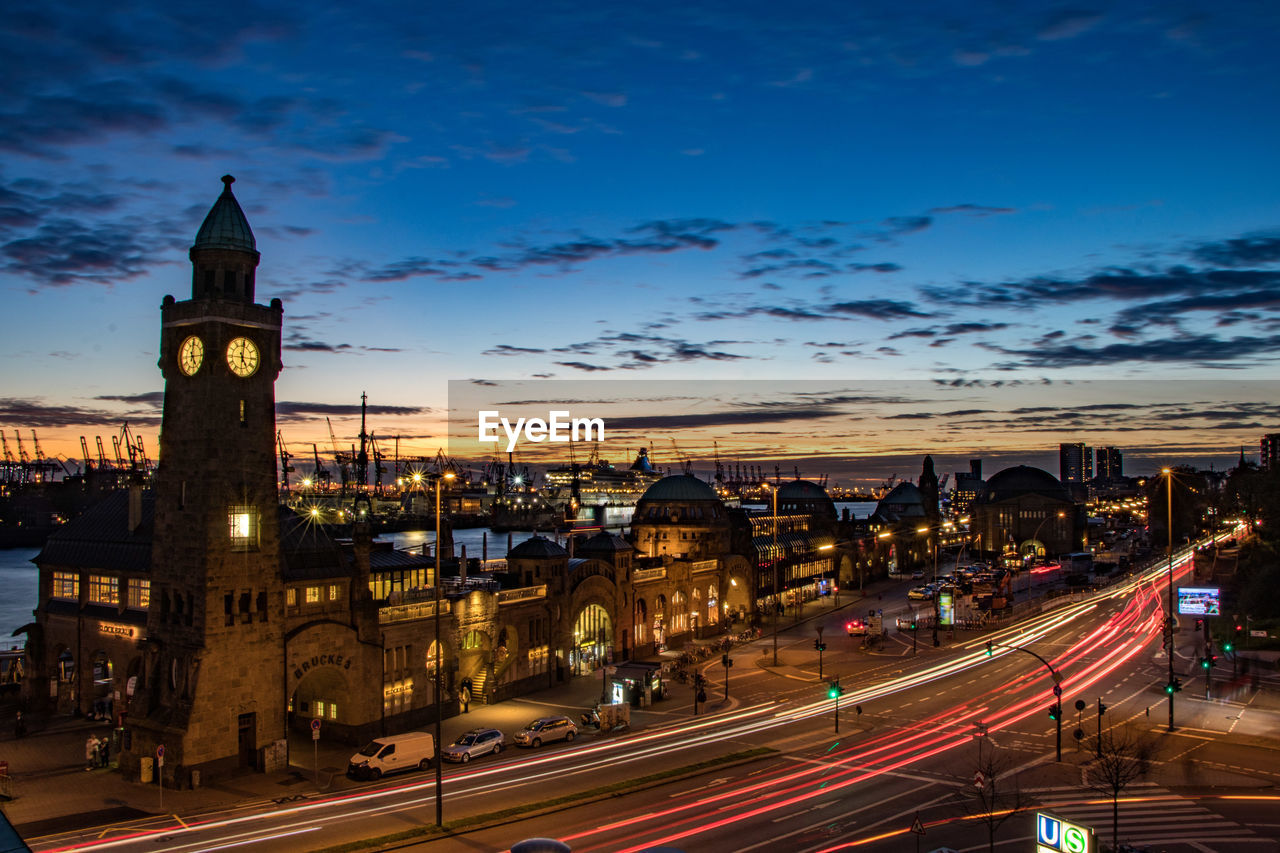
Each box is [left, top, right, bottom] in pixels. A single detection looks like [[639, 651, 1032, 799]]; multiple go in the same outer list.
[[1059, 443, 1093, 484], [1263, 434, 1280, 471], [951, 459, 984, 517], [1096, 446, 1123, 480]]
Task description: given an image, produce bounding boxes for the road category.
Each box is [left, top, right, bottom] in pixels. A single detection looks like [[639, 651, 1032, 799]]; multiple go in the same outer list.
[[36, 535, 1280, 853]]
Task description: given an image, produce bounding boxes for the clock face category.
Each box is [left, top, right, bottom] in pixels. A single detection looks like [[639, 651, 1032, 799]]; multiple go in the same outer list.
[[178, 335, 204, 376], [226, 336, 260, 378]]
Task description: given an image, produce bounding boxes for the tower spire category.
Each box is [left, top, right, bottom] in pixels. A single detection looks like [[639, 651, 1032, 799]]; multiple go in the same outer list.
[[190, 174, 260, 302]]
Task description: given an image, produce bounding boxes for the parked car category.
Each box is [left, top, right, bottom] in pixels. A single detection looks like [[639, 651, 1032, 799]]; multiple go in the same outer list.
[[513, 715, 578, 748], [441, 728, 505, 763], [907, 587, 934, 600], [910, 570, 925, 579], [347, 731, 435, 780]]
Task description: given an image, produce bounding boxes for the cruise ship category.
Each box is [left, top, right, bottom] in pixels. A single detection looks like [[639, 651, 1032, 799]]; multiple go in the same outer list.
[[543, 449, 665, 525]]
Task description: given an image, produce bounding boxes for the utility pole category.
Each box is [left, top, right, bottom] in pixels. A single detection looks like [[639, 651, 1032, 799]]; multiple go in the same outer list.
[[815, 627, 826, 680], [722, 653, 733, 701]]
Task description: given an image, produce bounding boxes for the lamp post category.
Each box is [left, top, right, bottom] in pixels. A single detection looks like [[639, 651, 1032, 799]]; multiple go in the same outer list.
[[1164, 467, 1175, 732], [768, 484, 780, 666], [919, 525, 941, 647], [433, 470, 455, 827]]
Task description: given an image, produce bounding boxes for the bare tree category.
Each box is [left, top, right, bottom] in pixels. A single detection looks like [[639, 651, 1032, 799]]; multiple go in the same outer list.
[[953, 739, 1037, 853], [1086, 724, 1156, 852]]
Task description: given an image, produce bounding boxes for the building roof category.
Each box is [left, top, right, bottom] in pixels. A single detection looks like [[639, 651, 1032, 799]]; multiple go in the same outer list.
[[575, 531, 633, 555], [192, 175, 258, 254], [509, 535, 568, 559], [279, 507, 349, 579], [638, 474, 719, 504], [980, 465, 1070, 503], [35, 489, 154, 573], [777, 479, 838, 520]]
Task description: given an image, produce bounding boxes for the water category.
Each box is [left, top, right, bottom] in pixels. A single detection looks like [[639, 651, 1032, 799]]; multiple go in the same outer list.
[[0, 548, 39, 647]]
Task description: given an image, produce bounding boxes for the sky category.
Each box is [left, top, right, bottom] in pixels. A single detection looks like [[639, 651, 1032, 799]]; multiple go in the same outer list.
[[2, 0, 1279, 481]]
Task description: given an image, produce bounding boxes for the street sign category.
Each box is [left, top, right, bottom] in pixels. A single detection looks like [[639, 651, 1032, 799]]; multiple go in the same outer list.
[[1051, 670, 1063, 684], [1250, 630, 1268, 638], [156, 744, 164, 759], [311, 718, 322, 731], [973, 771, 984, 789], [910, 815, 925, 835], [1052, 684, 1062, 697]]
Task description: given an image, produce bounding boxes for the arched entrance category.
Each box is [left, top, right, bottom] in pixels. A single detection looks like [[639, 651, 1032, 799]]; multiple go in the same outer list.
[[290, 666, 351, 736], [634, 598, 648, 647], [572, 603, 612, 675], [1020, 539, 1046, 558], [653, 594, 667, 650], [459, 631, 491, 704], [724, 575, 750, 623], [88, 650, 113, 719]]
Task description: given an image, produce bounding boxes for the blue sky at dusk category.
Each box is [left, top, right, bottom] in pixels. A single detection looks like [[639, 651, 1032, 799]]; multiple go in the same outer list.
[[2, 0, 1279, 471]]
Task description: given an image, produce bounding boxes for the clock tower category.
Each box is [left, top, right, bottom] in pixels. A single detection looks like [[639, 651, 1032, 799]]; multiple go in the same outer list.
[[126, 176, 287, 781]]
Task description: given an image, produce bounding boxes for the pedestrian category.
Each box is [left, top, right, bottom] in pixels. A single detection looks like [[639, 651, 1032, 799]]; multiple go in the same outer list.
[[459, 676, 472, 713], [99, 735, 111, 768], [14, 711, 25, 738], [85, 734, 97, 771]]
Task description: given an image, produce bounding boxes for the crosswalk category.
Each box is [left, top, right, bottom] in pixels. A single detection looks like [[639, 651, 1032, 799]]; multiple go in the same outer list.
[[1032, 784, 1264, 849]]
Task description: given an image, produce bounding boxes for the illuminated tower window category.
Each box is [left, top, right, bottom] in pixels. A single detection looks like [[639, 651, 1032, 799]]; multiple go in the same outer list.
[[228, 506, 259, 550]]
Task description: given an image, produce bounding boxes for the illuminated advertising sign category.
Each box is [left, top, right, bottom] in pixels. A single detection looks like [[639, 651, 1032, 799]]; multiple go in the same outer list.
[[1036, 812, 1095, 853], [1177, 586, 1221, 616], [938, 591, 954, 627]]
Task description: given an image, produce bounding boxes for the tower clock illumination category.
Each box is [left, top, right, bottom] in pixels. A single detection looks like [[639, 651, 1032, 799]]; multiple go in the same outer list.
[[178, 335, 204, 376], [226, 336, 260, 377]]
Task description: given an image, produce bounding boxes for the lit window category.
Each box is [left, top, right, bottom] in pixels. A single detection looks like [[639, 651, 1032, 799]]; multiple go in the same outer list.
[[328, 584, 340, 601], [228, 506, 258, 550], [328, 702, 338, 720], [127, 578, 150, 609], [305, 586, 320, 603], [314, 700, 326, 718], [287, 588, 297, 607], [53, 571, 79, 600], [88, 575, 119, 605]]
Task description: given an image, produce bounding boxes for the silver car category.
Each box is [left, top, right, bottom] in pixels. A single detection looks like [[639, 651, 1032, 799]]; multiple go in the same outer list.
[[513, 715, 578, 748], [441, 728, 504, 763]]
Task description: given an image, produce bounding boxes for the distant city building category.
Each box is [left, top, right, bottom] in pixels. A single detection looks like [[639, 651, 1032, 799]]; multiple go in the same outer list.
[[1059, 443, 1093, 484], [1096, 446, 1123, 480], [951, 458, 985, 517], [1262, 433, 1280, 471]]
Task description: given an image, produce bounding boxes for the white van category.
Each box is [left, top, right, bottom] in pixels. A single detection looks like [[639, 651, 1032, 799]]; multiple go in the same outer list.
[[347, 732, 435, 780]]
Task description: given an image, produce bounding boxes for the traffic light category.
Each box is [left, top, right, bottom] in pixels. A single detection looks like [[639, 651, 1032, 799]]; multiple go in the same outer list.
[[827, 680, 845, 699], [1223, 641, 1234, 653], [1195, 619, 1203, 631], [814, 639, 826, 652], [985, 641, 994, 657], [909, 619, 917, 631], [1200, 657, 1212, 671], [1048, 703, 1062, 721], [1098, 700, 1107, 715]]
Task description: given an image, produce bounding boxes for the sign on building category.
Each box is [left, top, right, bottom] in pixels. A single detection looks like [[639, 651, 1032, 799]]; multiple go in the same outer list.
[[1035, 812, 1095, 853]]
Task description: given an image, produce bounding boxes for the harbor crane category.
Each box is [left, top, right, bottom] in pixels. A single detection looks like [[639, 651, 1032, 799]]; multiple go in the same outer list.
[[311, 443, 331, 491], [277, 431, 294, 493]]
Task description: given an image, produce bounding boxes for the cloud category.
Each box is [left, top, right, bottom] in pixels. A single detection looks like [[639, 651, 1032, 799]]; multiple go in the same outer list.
[[1038, 10, 1104, 41], [0, 396, 159, 428], [928, 204, 1017, 217], [555, 360, 613, 372], [1190, 233, 1280, 267], [881, 215, 932, 236], [483, 344, 548, 356], [2, 215, 159, 287], [829, 299, 931, 319], [982, 333, 1280, 369], [275, 400, 430, 417]]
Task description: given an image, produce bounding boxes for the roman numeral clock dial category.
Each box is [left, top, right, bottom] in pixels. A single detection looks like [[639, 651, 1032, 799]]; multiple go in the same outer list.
[[178, 335, 204, 376], [226, 336, 260, 377]]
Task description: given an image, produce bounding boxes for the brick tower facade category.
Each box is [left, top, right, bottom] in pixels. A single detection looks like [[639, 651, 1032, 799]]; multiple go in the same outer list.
[[124, 176, 287, 783]]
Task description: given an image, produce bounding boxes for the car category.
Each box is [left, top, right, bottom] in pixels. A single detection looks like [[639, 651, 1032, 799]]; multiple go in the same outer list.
[[347, 732, 435, 780], [845, 618, 867, 636], [907, 587, 934, 600], [910, 570, 925, 579], [441, 728, 505, 763], [513, 715, 578, 748]]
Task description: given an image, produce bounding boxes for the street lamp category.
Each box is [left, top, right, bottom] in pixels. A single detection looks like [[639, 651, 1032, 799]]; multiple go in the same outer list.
[[918, 525, 941, 647], [433, 470, 455, 827], [1163, 466, 1175, 732], [765, 484, 780, 666]]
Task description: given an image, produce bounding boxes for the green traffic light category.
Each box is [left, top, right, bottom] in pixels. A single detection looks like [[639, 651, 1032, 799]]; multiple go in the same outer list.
[[985, 641, 993, 657], [1165, 682, 1175, 695], [1200, 658, 1211, 670], [1223, 642, 1233, 653]]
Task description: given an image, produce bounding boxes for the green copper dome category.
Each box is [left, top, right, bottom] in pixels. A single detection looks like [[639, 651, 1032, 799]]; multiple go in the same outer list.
[[193, 175, 258, 254]]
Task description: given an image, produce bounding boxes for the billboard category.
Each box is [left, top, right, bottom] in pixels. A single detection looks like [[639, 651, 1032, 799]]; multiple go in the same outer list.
[[1177, 587, 1221, 616], [938, 591, 954, 627]]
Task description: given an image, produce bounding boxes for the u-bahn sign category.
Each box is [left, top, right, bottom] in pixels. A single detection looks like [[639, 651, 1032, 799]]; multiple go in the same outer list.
[[1035, 812, 1095, 853]]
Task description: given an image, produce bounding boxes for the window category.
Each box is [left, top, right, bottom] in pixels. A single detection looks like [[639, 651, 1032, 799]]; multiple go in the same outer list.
[[287, 588, 297, 607], [127, 578, 150, 609], [52, 572, 78, 600], [88, 575, 118, 606], [314, 700, 326, 718], [228, 506, 258, 550], [328, 584, 340, 601], [328, 702, 338, 720], [305, 586, 320, 604]]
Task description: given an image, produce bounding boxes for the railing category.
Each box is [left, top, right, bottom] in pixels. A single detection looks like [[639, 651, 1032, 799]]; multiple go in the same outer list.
[[497, 585, 547, 605], [634, 567, 666, 582], [690, 559, 718, 574], [378, 599, 450, 624]]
